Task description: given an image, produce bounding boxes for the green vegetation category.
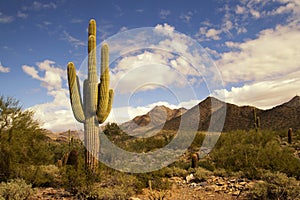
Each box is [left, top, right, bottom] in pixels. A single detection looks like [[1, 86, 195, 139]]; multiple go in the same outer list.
[[67, 19, 114, 172], [0, 96, 54, 182], [210, 130, 300, 179], [0, 179, 34, 200], [1, 95, 300, 199]]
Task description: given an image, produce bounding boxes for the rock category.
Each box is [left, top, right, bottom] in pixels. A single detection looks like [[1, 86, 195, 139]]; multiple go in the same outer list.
[[129, 197, 141, 200], [186, 174, 195, 183], [190, 182, 197, 188], [232, 191, 240, 196], [199, 181, 208, 187]]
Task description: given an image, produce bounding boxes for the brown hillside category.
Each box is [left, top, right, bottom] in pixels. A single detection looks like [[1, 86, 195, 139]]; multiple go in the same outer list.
[[120, 105, 187, 136], [162, 96, 299, 132], [260, 95, 300, 130]]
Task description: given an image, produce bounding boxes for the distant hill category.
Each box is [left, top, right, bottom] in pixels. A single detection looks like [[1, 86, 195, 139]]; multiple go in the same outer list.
[[48, 95, 300, 139], [120, 96, 300, 134], [260, 95, 300, 130], [161, 97, 262, 132], [44, 129, 83, 142], [162, 96, 300, 132], [120, 105, 187, 136]]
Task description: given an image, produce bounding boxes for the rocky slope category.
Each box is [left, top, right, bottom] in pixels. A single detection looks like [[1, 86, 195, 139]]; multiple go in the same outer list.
[[120, 105, 187, 136]]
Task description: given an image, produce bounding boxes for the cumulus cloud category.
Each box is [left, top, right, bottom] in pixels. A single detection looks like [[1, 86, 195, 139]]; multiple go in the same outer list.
[[268, 0, 300, 21], [0, 12, 14, 23], [212, 7, 300, 109], [22, 60, 79, 132], [213, 70, 300, 109], [217, 22, 300, 83], [17, 11, 28, 19], [235, 5, 246, 14], [22, 1, 57, 11], [159, 9, 171, 19], [0, 62, 10, 73], [179, 11, 195, 23], [205, 28, 222, 40]]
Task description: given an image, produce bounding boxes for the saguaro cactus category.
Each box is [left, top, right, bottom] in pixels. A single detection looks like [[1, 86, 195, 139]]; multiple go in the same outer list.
[[253, 108, 260, 132], [67, 19, 114, 172], [288, 128, 293, 144]]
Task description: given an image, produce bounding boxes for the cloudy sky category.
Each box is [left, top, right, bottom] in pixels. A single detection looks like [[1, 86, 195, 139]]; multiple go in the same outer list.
[[0, 0, 299, 132]]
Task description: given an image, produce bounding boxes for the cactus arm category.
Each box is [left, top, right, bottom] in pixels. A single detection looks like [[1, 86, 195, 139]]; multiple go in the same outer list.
[[107, 89, 114, 115], [96, 44, 114, 123], [67, 62, 85, 123]]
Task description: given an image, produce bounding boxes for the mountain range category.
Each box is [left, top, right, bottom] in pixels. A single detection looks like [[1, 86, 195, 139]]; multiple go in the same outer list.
[[120, 95, 300, 134], [49, 95, 300, 140]]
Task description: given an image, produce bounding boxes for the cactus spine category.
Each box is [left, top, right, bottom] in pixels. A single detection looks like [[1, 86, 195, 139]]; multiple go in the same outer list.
[[67, 19, 114, 172], [253, 108, 260, 132]]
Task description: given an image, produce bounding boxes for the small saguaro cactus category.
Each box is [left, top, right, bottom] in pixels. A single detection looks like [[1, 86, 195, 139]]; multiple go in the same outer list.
[[253, 108, 260, 132], [191, 153, 199, 168], [288, 128, 293, 144], [67, 19, 114, 172]]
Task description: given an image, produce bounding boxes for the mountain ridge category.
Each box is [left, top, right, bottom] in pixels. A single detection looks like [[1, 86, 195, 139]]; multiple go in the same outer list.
[[120, 96, 300, 134]]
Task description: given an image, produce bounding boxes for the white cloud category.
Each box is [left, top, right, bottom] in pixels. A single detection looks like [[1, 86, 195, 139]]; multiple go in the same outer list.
[[22, 60, 78, 132], [17, 11, 28, 19], [22, 65, 40, 79], [268, 0, 300, 21], [119, 26, 128, 32], [213, 70, 300, 109], [206, 28, 222, 40], [159, 9, 171, 19], [136, 9, 144, 13], [0, 12, 14, 23], [109, 23, 203, 95], [179, 11, 195, 23], [111, 50, 192, 94], [0, 62, 10, 73], [217, 22, 300, 83], [250, 8, 261, 18], [62, 31, 85, 48], [235, 5, 246, 14], [22, 1, 57, 11]]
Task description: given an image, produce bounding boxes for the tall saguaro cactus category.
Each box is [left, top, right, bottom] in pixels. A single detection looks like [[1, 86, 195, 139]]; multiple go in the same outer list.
[[67, 19, 114, 172]]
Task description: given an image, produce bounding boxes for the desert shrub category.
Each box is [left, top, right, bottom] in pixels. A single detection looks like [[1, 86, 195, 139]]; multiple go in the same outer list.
[[135, 172, 171, 191], [210, 130, 300, 179], [0, 178, 34, 200], [247, 171, 300, 200], [167, 167, 188, 178], [193, 167, 213, 182], [60, 165, 87, 194], [75, 172, 140, 200], [198, 159, 215, 171], [213, 168, 229, 177], [18, 165, 61, 187], [81, 184, 135, 200], [0, 96, 54, 181]]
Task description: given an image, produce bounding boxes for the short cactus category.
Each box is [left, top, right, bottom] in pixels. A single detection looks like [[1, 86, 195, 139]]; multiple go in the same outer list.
[[67, 19, 114, 172], [191, 153, 199, 168], [288, 128, 293, 144]]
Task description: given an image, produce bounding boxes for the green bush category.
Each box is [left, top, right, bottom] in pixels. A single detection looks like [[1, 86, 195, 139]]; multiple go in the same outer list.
[[247, 171, 300, 200], [210, 130, 300, 179], [0, 179, 34, 200], [18, 165, 61, 187], [194, 167, 213, 182], [74, 172, 141, 200]]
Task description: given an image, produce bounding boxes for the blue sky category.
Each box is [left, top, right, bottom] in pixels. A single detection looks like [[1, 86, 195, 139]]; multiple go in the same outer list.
[[0, 0, 299, 131]]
